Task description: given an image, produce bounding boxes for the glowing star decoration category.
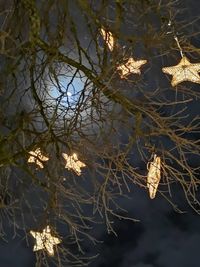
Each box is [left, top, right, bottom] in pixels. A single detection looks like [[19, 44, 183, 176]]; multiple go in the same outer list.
[[147, 154, 161, 199], [28, 148, 49, 169], [62, 153, 86, 176], [162, 56, 200, 86], [117, 57, 147, 78], [100, 28, 114, 51], [30, 225, 61, 256]]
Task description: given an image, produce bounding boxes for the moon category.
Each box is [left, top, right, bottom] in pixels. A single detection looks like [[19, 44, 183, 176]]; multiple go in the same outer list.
[[48, 70, 85, 108]]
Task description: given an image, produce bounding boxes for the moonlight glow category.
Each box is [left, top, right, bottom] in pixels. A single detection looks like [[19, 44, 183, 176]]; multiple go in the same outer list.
[[47, 67, 87, 111]]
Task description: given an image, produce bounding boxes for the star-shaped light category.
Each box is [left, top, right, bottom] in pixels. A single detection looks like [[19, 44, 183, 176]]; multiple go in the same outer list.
[[28, 148, 49, 169], [30, 225, 61, 256], [62, 153, 86, 176], [147, 154, 161, 199], [117, 57, 147, 78], [162, 56, 200, 86], [100, 28, 114, 51]]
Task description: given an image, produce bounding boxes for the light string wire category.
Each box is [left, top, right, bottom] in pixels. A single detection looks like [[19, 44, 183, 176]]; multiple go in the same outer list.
[[166, 19, 184, 58]]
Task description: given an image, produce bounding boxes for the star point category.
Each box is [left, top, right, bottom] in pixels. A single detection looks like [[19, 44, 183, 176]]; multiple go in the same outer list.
[[117, 57, 147, 78], [30, 225, 61, 256], [147, 154, 161, 199], [62, 153, 86, 176], [162, 56, 200, 86]]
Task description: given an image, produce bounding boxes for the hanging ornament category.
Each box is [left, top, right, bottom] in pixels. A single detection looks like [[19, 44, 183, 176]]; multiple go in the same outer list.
[[28, 148, 49, 169], [163, 19, 200, 86], [30, 225, 61, 256], [162, 56, 200, 86], [147, 154, 161, 199], [117, 57, 147, 78], [62, 153, 86, 176], [100, 28, 114, 51]]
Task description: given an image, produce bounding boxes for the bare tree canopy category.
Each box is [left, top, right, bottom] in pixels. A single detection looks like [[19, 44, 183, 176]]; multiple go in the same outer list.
[[0, 0, 200, 266]]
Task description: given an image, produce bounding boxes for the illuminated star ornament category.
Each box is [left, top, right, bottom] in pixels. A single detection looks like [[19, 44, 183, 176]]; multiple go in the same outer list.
[[62, 153, 86, 176], [162, 56, 200, 86], [100, 28, 114, 51], [117, 57, 147, 78], [30, 225, 61, 256], [28, 148, 49, 169], [147, 154, 161, 199]]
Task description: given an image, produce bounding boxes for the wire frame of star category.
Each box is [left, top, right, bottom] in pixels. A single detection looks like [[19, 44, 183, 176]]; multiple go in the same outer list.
[[62, 153, 86, 176], [28, 148, 49, 169], [30, 225, 61, 256], [162, 56, 200, 86], [147, 154, 161, 199]]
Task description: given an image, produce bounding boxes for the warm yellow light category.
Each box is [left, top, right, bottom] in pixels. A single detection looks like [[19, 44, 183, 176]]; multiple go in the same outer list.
[[117, 57, 147, 78], [100, 28, 114, 51], [30, 225, 61, 256], [62, 153, 86, 176], [28, 148, 49, 169], [147, 154, 161, 199], [162, 56, 200, 86]]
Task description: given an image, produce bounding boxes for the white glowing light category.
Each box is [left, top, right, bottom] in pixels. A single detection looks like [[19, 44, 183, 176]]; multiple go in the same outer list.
[[45, 67, 90, 114], [49, 75, 83, 107], [67, 91, 72, 97], [44, 66, 93, 121]]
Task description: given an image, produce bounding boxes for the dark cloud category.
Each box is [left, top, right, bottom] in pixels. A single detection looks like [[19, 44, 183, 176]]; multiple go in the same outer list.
[[89, 186, 200, 267]]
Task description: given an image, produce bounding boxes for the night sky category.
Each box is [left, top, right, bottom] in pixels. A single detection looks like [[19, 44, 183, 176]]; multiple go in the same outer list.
[[1, 184, 200, 267], [1, 0, 200, 267]]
